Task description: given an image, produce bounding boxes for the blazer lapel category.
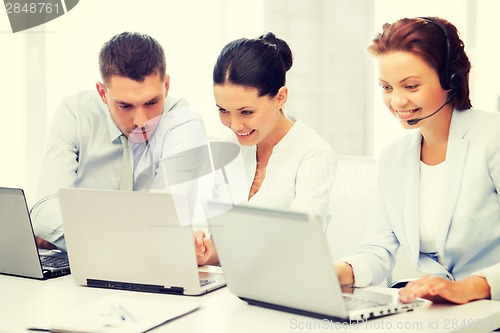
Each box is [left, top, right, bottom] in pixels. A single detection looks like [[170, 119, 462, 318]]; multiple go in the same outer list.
[[436, 110, 470, 253], [402, 131, 423, 265]]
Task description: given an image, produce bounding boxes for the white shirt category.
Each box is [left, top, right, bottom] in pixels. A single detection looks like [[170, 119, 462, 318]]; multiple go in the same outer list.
[[235, 117, 337, 220], [419, 161, 447, 254], [31, 90, 207, 249]]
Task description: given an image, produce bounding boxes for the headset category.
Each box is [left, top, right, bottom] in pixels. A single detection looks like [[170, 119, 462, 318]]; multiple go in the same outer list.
[[418, 16, 462, 91], [406, 17, 462, 125]]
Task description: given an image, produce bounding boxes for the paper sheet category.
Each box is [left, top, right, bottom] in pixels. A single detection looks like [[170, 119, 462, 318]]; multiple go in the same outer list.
[[29, 296, 199, 333]]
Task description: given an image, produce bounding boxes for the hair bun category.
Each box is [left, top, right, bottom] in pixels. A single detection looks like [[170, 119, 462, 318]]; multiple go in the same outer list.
[[259, 32, 293, 72]]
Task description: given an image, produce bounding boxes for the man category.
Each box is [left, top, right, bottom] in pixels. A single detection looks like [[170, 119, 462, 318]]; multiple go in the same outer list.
[[32, 32, 207, 250]]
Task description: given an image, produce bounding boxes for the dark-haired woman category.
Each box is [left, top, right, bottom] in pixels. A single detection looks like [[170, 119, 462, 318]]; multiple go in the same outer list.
[[336, 17, 500, 304], [195, 32, 337, 265]]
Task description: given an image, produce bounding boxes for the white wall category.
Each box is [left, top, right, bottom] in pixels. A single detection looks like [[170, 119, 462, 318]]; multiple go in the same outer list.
[[471, 0, 500, 113], [0, 18, 29, 198], [263, 0, 375, 156]]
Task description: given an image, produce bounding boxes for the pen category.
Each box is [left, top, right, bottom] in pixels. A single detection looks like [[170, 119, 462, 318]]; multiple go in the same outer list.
[[141, 126, 149, 145], [111, 304, 136, 322]]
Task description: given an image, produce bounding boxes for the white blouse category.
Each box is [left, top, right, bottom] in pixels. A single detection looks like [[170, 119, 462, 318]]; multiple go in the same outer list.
[[419, 160, 447, 254], [238, 117, 337, 219]]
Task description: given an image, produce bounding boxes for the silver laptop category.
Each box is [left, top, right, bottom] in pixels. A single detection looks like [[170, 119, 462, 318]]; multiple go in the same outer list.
[[206, 203, 424, 321], [58, 188, 225, 296], [0, 187, 70, 280]]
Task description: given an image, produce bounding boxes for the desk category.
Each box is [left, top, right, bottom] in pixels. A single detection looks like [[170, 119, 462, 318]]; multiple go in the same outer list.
[[1, 273, 499, 333]]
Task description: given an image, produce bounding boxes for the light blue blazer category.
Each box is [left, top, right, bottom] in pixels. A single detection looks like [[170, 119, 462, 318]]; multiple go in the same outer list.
[[350, 109, 500, 289]]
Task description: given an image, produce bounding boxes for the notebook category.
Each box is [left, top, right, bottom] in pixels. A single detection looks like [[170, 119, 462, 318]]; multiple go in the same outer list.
[[206, 202, 424, 321], [58, 188, 226, 296], [0, 187, 70, 280]]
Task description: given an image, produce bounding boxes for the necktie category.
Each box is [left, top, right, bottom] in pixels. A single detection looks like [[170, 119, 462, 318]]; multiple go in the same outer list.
[[119, 135, 133, 190]]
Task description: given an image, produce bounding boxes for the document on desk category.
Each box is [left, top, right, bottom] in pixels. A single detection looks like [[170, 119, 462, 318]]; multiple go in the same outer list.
[[29, 296, 199, 333]]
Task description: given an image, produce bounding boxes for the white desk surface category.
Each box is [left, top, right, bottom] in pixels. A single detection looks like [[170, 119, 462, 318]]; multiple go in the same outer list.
[[1, 272, 499, 333]]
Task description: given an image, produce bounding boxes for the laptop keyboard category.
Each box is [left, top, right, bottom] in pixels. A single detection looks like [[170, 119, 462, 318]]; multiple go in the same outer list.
[[40, 255, 69, 268], [343, 295, 387, 310]]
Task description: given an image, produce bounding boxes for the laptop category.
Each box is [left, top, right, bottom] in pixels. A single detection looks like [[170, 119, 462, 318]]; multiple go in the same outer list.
[[0, 187, 70, 280], [206, 202, 424, 321], [58, 188, 226, 296]]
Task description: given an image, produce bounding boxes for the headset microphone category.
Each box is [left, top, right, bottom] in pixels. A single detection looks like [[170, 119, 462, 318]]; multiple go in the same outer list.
[[406, 92, 454, 125]]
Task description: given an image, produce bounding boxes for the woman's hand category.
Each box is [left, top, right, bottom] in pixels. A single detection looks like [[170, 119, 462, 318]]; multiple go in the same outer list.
[[398, 275, 491, 304], [193, 229, 219, 266], [334, 261, 355, 286]]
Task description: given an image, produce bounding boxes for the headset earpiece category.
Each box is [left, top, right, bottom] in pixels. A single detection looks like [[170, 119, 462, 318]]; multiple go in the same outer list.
[[447, 72, 462, 91], [439, 66, 462, 90], [419, 17, 461, 91]]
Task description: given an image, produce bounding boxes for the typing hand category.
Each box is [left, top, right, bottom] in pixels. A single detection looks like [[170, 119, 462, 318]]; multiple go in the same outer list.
[[334, 261, 355, 286], [193, 229, 218, 266], [35, 236, 57, 250], [398, 275, 491, 304]]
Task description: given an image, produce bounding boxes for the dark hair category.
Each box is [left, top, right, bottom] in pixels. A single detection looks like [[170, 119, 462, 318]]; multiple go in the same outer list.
[[99, 32, 166, 84], [213, 32, 293, 97], [368, 17, 472, 110]]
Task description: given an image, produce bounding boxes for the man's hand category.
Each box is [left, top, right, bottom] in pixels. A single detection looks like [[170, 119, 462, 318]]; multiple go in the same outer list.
[[193, 229, 219, 266], [398, 275, 491, 304], [35, 236, 57, 250]]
